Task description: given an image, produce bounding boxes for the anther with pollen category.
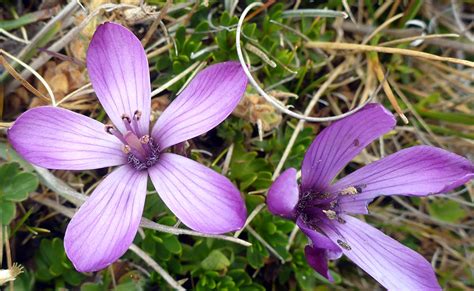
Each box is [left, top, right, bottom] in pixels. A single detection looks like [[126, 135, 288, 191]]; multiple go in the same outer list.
[[322, 209, 337, 220], [340, 185, 364, 196], [105, 124, 127, 144]]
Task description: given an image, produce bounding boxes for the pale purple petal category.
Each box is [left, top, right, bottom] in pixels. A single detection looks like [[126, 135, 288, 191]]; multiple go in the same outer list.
[[151, 62, 247, 149], [8, 106, 125, 170], [320, 215, 441, 290], [87, 22, 151, 136], [267, 168, 299, 218], [331, 145, 474, 214], [301, 103, 395, 192], [148, 153, 246, 234], [64, 165, 148, 272]]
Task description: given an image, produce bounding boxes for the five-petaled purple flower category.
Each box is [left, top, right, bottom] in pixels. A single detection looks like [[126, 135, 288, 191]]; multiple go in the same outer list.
[[8, 23, 248, 272], [267, 104, 473, 290]]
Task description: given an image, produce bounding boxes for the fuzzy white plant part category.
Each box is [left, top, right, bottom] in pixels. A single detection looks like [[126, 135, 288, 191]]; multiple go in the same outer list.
[[0, 263, 24, 285]]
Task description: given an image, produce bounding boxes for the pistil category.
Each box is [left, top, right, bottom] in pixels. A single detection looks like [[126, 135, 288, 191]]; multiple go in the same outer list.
[[124, 131, 147, 160]]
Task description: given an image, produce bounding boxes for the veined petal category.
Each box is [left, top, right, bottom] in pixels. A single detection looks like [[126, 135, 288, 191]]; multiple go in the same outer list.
[[8, 106, 125, 170], [301, 103, 395, 192], [331, 145, 474, 214], [320, 215, 441, 290], [151, 62, 247, 149], [149, 153, 246, 234], [87, 22, 151, 136], [64, 165, 148, 272], [267, 168, 299, 218], [297, 218, 342, 259], [297, 219, 341, 281], [305, 246, 333, 282]]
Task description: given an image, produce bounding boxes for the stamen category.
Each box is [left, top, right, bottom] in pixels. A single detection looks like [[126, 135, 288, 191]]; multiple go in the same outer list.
[[121, 114, 131, 123], [140, 135, 152, 153], [134, 110, 142, 120], [340, 186, 359, 196], [105, 124, 114, 134], [122, 145, 131, 154], [337, 239, 351, 250], [140, 135, 150, 144], [322, 209, 337, 220], [104, 124, 126, 144], [131, 110, 142, 134], [121, 114, 133, 132]]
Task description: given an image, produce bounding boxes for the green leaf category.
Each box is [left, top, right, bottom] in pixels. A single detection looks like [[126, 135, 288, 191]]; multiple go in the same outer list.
[[0, 200, 15, 225], [162, 234, 182, 254], [246, 240, 266, 269], [80, 283, 105, 291], [427, 199, 467, 223], [3, 172, 38, 201], [0, 163, 38, 207], [201, 250, 231, 271]]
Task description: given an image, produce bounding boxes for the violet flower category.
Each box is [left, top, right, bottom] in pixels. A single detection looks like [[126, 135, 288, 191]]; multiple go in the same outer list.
[[267, 104, 473, 290], [8, 23, 248, 272]]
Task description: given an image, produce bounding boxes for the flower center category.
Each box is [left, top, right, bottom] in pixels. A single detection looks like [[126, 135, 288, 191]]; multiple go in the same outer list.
[[105, 111, 160, 171], [296, 185, 365, 225]]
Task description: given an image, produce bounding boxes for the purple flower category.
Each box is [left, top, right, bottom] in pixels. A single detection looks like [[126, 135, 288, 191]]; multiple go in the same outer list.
[[8, 23, 248, 272], [267, 104, 474, 290]]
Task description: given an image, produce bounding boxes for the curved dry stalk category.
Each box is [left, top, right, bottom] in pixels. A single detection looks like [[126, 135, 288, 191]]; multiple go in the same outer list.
[[236, 2, 372, 123], [1, 49, 56, 106], [129, 244, 185, 290], [6, 3, 138, 94]]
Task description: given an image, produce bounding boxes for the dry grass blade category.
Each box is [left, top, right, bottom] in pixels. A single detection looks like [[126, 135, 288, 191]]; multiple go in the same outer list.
[[379, 33, 460, 46], [141, 0, 172, 47], [0, 55, 50, 103], [1, 50, 56, 105], [361, 13, 404, 44], [306, 41, 474, 68], [369, 55, 408, 124]]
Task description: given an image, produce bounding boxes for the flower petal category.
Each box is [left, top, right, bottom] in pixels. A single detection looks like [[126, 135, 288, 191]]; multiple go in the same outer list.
[[87, 22, 151, 136], [305, 246, 333, 282], [148, 153, 246, 234], [64, 165, 148, 272], [320, 215, 441, 290], [331, 145, 474, 214], [297, 219, 341, 281], [297, 218, 342, 259], [301, 103, 395, 192], [267, 168, 299, 218], [8, 106, 125, 170], [151, 62, 247, 149]]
